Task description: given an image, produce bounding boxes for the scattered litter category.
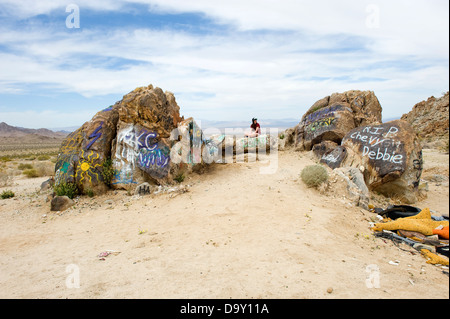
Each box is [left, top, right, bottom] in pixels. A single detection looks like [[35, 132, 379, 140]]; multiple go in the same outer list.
[[97, 250, 121, 260], [371, 205, 449, 269], [421, 249, 449, 266], [389, 260, 400, 266]]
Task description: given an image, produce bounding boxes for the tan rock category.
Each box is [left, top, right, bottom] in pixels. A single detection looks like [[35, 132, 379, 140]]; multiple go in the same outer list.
[[341, 120, 423, 203], [292, 90, 382, 151]]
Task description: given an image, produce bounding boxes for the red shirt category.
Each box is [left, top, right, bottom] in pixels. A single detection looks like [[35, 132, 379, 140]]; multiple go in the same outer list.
[[251, 123, 260, 131]]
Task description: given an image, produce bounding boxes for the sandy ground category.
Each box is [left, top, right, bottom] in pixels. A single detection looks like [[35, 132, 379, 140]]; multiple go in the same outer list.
[[0, 148, 448, 299]]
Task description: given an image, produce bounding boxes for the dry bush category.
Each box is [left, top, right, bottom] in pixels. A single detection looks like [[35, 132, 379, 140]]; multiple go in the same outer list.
[[23, 169, 39, 178], [35, 162, 54, 177], [301, 164, 329, 188], [21, 162, 54, 178], [0, 170, 13, 187], [18, 163, 33, 170]]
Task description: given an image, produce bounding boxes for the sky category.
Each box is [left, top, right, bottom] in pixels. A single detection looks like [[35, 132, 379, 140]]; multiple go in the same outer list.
[[0, 0, 448, 129]]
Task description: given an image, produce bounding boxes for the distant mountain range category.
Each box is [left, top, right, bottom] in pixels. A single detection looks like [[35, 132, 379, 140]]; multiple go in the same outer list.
[[0, 122, 69, 144]]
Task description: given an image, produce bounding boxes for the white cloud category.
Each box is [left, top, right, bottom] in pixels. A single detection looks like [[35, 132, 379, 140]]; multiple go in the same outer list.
[[0, 0, 448, 127]]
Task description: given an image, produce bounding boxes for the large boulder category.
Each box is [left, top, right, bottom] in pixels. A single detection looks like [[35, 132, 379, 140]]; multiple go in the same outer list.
[[340, 120, 423, 203], [291, 90, 382, 151], [55, 104, 119, 194], [55, 84, 190, 194]]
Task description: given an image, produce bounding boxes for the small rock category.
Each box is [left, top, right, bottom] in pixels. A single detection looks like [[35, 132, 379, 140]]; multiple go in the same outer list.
[[50, 196, 74, 212], [327, 287, 333, 294], [40, 177, 55, 192]]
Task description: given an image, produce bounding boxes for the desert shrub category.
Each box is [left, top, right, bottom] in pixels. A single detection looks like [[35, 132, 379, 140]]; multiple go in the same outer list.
[[37, 155, 51, 161], [18, 163, 33, 170], [0, 171, 13, 187], [102, 158, 114, 187], [53, 182, 79, 199], [279, 133, 285, 140], [174, 172, 185, 183], [0, 156, 12, 162], [301, 164, 329, 188], [84, 187, 95, 198], [1, 190, 15, 199], [23, 168, 39, 178], [34, 162, 54, 177]]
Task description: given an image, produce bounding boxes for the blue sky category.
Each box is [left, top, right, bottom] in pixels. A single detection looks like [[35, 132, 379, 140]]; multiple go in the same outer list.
[[0, 0, 448, 129]]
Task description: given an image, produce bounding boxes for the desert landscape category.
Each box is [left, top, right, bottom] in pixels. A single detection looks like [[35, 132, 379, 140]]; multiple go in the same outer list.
[[0, 89, 448, 299]]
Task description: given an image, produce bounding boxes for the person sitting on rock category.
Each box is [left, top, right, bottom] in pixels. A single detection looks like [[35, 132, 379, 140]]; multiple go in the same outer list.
[[245, 118, 261, 138]]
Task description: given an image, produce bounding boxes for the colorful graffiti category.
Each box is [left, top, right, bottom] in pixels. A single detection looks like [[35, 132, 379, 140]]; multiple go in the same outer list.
[[86, 122, 103, 150], [137, 143, 170, 179], [59, 128, 82, 155], [55, 128, 83, 185], [112, 168, 136, 185], [348, 125, 404, 165], [344, 124, 406, 178], [112, 125, 171, 184], [75, 150, 103, 184], [303, 104, 348, 125], [308, 117, 337, 132], [240, 135, 267, 148]]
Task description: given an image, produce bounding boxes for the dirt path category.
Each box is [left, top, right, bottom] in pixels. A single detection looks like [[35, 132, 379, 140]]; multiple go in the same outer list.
[[0, 149, 448, 298]]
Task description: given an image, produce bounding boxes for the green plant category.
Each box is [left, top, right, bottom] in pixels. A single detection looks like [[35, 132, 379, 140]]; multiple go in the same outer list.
[[84, 187, 95, 198], [53, 182, 79, 199], [0, 156, 12, 162], [300, 164, 329, 188], [1, 190, 15, 199], [23, 168, 39, 178], [102, 158, 115, 187], [174, 172, 185, 183], [37, 155, 51, 161], [279, 133, 285, 140], [18, 163, 33, 170]]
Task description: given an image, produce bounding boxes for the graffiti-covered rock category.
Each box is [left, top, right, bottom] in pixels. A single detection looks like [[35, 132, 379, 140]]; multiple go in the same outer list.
[[55, 84, 186, 194], [341, 120, 423, 203], [296, 102, 356, 151], [320, 145, 348, 170], [312, 140, 339, 159], [117, 85, 183, 138], [55, 104, 120, 194], [291, 90, 383, 151]]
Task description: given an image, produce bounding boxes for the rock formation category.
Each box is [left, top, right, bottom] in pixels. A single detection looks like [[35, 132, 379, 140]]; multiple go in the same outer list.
[[290, 90, 382, 151], [284, 90, 425, 204], [54, 84, 276, 196], [340, 120, 423, 203], [401, 92, 449, 145], [55, 85, 186, 195]]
